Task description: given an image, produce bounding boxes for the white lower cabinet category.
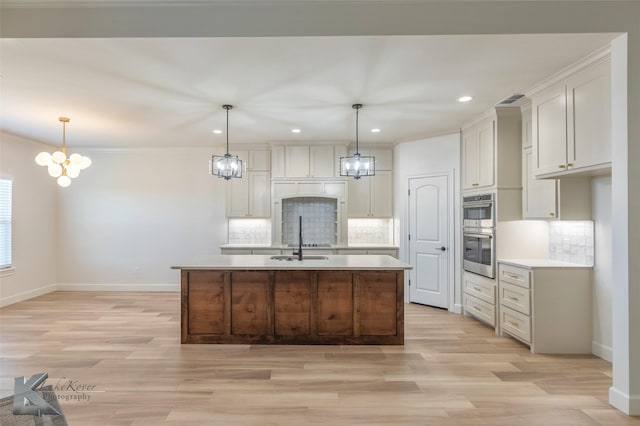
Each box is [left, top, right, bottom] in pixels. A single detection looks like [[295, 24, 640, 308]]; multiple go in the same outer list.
[[463, 272, 496, 328], [497, 261, 592, 354]]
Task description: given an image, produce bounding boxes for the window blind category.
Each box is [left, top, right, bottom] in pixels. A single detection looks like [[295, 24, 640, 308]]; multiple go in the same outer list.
[[0, 179, 12, 269]]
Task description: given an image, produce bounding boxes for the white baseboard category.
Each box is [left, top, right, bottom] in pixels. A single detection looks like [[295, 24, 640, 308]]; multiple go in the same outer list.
[[592, 341, 613, 362], [451, 303, 463, 314], [609, 386, 640, 416], [0, 283, 57, 308], [56, 283, 180, 292]]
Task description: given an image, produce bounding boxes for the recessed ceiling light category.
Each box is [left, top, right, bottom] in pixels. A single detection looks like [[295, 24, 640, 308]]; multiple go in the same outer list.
[[458, 96, 473, 103], [291, 129, 301, 133], [371, 128, 381, 133], [213, 129, 223, 134]]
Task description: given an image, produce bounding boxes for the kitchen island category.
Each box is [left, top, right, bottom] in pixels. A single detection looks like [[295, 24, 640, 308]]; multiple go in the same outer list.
[[172, 255, 411, 345]]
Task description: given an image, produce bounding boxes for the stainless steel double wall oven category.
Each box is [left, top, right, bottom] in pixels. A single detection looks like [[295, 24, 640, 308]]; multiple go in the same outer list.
[[463, 193, 495, 279]]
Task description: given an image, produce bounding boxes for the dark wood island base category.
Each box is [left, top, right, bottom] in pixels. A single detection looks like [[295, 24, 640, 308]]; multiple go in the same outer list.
[[181, 269, 404, 345]]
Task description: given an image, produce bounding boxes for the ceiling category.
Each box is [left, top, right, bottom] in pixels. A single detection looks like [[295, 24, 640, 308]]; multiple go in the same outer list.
[[0, 33, 616, 149]]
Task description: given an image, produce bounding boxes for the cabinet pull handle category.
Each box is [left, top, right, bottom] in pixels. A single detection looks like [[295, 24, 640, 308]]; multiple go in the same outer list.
[[509, 320, 519, 327], [505, 273, 520, 279], [472, 183, 479, 187], [567, 163, 573, 167], [508, 296, 519, 301], [473, 286, 482, 292], [472, 306, 482, 312], [549, 212, 555, 217], [558, 164, 566, 169]]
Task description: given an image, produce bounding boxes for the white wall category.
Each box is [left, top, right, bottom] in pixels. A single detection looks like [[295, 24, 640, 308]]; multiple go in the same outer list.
[[592, 176, 613, 361], [56, 148, 229, 290], [394, 132, 461, 312], [0, 132, 58, 307]]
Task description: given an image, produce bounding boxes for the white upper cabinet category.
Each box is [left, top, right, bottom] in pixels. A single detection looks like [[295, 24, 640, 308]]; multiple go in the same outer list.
[[523, 147, 558, 219], [532, 57, 611, 178], [226, 150, 271, 217], [347, 170, 392, 218], [272, 144, 347, 178], [284, 145, 310, 177], [309, 145, 336, 177], [567, 59, 611, 170], [462, 108, 522, 222], [462, 116, 496, 190]]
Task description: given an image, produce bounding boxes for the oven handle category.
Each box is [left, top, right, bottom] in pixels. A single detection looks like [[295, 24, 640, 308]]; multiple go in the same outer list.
[[463, 232, 493, 239], [463, 203, 493, 209]]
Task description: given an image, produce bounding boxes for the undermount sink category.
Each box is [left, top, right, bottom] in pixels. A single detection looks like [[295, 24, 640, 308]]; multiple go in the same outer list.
[[270, 255, 329, 261]]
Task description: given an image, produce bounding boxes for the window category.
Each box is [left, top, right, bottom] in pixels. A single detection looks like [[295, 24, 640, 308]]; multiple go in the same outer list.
[[0, 178, 12, 269]]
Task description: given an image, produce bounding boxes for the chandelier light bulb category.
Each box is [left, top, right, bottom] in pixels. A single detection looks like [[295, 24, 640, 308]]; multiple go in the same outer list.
[[57, 175, 71, 187], [79, 156, 92, 170], [52, 151, 67, 164], [48, 164, 63, 177], [66, 166, 81, 178], [35, 152, 52, 166], [69, 153, 83, 165]]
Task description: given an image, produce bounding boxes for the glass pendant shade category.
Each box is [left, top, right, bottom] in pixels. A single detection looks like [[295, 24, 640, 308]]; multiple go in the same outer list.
[[210, 104, 243, 180], [340, 152, 375, 179], [211, 153, 243, 180], [340, 103, 376, 180], [34, 117, 90, 187]]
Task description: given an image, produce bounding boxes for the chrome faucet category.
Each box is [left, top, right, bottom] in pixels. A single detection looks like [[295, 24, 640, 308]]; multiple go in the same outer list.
[[292, 215, 303, 261]]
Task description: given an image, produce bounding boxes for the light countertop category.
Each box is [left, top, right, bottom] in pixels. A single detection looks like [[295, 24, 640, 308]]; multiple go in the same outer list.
[[220, 244, 398, 249], [498, 258, 593, 269], [173, 254, 412, 270]]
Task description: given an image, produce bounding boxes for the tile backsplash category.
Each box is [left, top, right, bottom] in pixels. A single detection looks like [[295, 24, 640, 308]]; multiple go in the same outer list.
[[228, 218, 271, 245], [549, 220, 594, 266], [348, 218, 393, 245], [282, 197, 337, 246]]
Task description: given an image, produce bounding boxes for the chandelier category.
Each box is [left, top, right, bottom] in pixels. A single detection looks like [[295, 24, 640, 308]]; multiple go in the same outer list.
[[210, 104, 243, 180], [340, 104, 375, 179], [35, 117, 91, 188]]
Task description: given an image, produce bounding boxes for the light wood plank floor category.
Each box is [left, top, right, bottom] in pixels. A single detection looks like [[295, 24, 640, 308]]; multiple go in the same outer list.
[[1, 291, 638, 425]]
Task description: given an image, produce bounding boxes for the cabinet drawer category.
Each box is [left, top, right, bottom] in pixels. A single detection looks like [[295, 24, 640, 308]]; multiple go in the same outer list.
[[499, 281, 530, 316], [464, 275, 495, 304], [501, 306, 531, 344], [464, 294, 495, 327], [498, 264, 531, 289]]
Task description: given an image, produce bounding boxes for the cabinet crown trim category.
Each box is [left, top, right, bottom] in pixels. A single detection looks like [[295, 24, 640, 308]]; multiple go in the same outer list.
[[525, 45, 610, 98]]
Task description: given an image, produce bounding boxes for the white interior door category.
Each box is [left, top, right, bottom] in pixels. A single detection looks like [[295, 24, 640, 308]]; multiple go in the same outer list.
[[409, 175, 449, 308]]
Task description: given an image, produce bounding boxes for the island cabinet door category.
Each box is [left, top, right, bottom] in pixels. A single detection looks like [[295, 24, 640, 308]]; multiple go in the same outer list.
[[317, 271, 354, 336], [185, 271, 227, 336], [230, 272, 272, 335], [274, 271, 312, 335], [355, 272, 398, 336]]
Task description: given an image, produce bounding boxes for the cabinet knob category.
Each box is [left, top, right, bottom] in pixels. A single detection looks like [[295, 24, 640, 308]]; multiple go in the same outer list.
[[558, 164, 566, 169], [567, 163, 573, 167], [472, 183, 479, 187], [549, 212, 555, 217]]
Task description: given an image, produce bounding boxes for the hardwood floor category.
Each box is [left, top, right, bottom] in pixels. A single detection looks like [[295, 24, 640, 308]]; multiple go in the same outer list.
[[1, 291, 638, 425]]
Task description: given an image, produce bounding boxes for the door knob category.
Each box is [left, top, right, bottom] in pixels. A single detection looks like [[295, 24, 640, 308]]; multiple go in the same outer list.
[[438, 247, 447, 251]]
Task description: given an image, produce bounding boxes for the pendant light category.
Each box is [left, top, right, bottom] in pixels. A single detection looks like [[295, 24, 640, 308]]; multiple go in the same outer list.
[[340, 104, 375, 180], [210, 105, 243, 180], [35, 117, 91, 188]]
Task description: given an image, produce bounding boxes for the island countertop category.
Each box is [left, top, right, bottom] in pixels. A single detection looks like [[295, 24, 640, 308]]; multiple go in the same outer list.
[[172, 254, 412, 271]]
